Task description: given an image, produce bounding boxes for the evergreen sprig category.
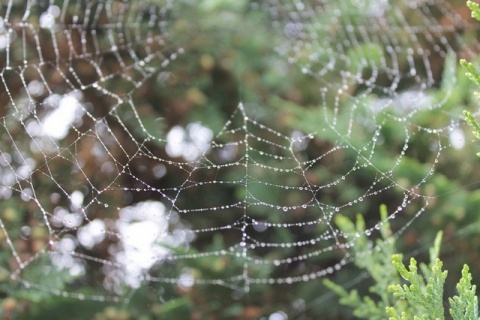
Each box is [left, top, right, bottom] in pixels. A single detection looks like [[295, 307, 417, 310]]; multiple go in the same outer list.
[[324, 205, 400, 319], [461, 59, 480, 89], [463, 110, 480, 141], [462, 2, 480, 157], [327, 209, 479, 319], [449, 265, 479, 320], [386, 256, 447, 319], [467, 0, 480, 22], [386, 255, 479, 320]]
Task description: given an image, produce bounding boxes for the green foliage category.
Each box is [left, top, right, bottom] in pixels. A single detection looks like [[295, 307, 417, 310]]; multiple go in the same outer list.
[[387, 256, 447, 319], [461, 59, 480, 90], [449, 265, 479, 320], [323, 205, 400, 319], [462, 57, 480, 156], [463, 110, 480, 158], [467, 0, 480, 22], [462, 1, 480, 158], [387, 256, 479, 320], [386, 232, 446, 319], [326, 207, 479, 320]]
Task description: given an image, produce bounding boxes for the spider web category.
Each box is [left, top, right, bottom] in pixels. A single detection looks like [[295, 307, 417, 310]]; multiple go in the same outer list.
[[0, 0, 478, 309]]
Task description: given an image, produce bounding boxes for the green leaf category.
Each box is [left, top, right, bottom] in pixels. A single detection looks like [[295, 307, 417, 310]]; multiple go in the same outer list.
[[449, 265, 479, 320], [463, 111, 480, 157], [467, 0, 480, 21], [389, 256, 447, 319], [428, 231, 442, 263], [464, 110, 480, 135], [461, 59, 480, 87]]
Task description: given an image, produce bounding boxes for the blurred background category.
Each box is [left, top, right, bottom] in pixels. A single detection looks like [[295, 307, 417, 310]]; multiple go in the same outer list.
[[1, 0, 480, 319]]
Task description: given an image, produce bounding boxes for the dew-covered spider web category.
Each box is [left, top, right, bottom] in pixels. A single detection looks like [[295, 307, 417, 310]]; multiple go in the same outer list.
[[0, 0, 480, 315]]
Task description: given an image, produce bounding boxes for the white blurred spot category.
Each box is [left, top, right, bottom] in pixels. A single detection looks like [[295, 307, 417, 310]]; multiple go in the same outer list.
[[48, 5, 61, 17], [166, 126, 186, 158], [177, 270, 195, 290], [114, 201, 191, 288], [59, 235, 77, 253], [217, 144, 238, 162], [166, 123, 213, 161], [78, 219, 106, 249], [50, 235, 85, 276], [16, 158, 36, 180], [42, 93, 85, 139], [0, 35, 7, 50], [39, 6, 60, 29], [269, 311, 288, 320], [291, 130, 309, 151], [253, 220, 268, 232], [449, 128, 465, 150], [27, 80, 45, 97], [52, 207, 83, 228], [70, 190, 84, 209], [153, 164, 167, 178], [39, 12, 55, 29], [20, 188, 32, 201], [25, 119, 42, 136]]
